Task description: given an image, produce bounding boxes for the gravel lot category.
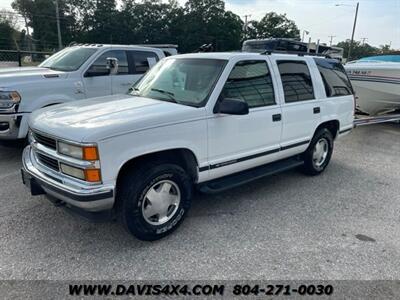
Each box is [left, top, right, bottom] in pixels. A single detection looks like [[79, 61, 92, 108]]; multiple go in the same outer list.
[[0, 123, 399, 280]]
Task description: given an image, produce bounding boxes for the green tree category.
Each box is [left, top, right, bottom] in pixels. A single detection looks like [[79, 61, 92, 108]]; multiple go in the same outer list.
[[0, 10, 20, 50], [117, 0, 184, 45], [181, 0, 243, 52], [83, 0, 118, 43], [247, 12, 300, 40], [379, 44, 392, 54], [335, 40, 378, 60], [12, 0, 77, 50]]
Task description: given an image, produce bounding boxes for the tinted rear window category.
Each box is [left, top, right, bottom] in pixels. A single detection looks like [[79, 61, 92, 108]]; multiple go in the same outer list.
[[314, 58, 353, 97], [277, 60, 314, 102]]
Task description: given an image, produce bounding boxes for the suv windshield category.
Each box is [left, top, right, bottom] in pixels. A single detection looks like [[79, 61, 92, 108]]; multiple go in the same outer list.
[[39, 47, 97, 71], [131, 58, 226, 107]]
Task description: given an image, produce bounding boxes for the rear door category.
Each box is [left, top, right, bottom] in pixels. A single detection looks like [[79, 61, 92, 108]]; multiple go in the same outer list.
[[271, 57, 322, 155]]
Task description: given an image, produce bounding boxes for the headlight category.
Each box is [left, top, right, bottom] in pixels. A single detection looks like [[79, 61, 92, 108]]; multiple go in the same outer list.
[[60, 163, 85, 180], [60, 163, 101, 183], [0, 90, 21, 109], [58, 141, 99, 160], [27, 129, 34, 144]]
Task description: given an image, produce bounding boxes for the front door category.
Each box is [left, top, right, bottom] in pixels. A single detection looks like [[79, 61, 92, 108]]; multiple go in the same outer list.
[[207, 59, 283, 180], [108, 50, 135, 94], [82, 50, 116, 98]]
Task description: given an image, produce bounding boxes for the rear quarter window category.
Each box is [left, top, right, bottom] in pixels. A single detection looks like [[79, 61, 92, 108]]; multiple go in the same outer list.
[[314, 58, 353, 97]]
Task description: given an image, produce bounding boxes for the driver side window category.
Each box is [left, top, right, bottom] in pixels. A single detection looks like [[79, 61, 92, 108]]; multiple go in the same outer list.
[[221, 60, 275, 108], [86, 50, 129, 76]]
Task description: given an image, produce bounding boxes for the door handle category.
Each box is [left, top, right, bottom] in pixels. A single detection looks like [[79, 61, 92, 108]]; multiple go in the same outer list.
[[272, 114, 281, 122], [313, 107, 320, 114]]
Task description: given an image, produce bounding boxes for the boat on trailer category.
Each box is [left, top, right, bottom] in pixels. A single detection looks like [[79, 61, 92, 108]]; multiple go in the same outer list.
[[345, 55, 400, 115]]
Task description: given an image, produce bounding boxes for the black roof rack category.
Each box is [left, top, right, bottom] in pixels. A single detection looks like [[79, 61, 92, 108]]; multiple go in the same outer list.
[[260, 50, 331, 58]]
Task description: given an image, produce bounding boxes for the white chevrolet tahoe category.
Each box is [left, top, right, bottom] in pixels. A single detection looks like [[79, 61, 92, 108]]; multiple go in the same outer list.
[[0, 44, 170, 140], [21, 52, 354, 240]]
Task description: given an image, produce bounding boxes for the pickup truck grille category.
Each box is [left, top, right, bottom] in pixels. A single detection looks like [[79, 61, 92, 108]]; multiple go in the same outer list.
[[36, 153, 60, 171], [33, 132, 57, 150]]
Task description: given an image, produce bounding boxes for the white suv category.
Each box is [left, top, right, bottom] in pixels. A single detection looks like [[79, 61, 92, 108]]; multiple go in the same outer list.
[[21, 52, 354, 240]]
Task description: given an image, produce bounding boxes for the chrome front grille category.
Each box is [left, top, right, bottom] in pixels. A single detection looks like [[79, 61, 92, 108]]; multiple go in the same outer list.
[[30, 130, 99, 185], [32, 131, 57, 150], [36, 152, 60, 171]]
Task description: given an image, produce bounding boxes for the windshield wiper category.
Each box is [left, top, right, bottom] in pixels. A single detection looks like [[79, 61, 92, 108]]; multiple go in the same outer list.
[[151, 88, 178, 103], [129, 87, 139, 94]]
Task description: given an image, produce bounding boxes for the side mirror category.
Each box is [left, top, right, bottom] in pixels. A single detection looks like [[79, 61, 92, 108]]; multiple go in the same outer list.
[[214, 98, 249, 115], [107, 57, 118, 75]]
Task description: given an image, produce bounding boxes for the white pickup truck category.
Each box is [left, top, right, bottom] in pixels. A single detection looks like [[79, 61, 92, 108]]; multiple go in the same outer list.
[[21, 52, 354, 240], [0, 44, 175, 140]]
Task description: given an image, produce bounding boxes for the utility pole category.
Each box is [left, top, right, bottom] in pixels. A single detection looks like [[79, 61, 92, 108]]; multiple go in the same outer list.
[[23, 14, 32, 51], [328, 35, 336, 46], [347, 2, 359, 62], [360, 37, 368, 45], [55, 0, 63, 50], [243, 15, 251, 39], [302, 30, 309, 42]]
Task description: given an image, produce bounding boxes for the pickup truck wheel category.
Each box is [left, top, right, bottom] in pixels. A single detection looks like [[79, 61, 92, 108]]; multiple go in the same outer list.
[[117, 163, 192, 241], [302, 128, 333, 175]]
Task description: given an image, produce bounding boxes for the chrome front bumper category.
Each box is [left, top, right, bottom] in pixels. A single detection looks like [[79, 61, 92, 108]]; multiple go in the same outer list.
[[0, 113, 20, 139], [22, 146, 115, 212]]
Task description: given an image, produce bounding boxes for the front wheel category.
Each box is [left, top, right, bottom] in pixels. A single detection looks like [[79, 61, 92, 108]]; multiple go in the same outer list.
[[302, 128, 334, 175], [117, 162, 192, 241]]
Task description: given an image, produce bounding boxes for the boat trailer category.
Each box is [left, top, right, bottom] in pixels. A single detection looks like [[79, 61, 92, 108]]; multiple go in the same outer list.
[[354, 113, 400, 127]]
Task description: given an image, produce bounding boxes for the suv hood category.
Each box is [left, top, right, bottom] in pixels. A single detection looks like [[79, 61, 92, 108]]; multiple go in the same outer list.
[[29, 94, 205, 142], [0, 66, 68, 89]]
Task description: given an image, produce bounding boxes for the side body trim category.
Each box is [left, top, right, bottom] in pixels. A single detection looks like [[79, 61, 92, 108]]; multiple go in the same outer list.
[[200, 140, 310, 172]]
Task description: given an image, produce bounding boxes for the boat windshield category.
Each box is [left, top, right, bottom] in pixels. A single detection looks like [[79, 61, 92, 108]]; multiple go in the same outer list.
[[358, 55, 400, 63]]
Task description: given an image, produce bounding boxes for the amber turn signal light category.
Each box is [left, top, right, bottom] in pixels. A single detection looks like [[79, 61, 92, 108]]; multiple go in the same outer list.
[[83, 146, 99, 160], [84, 169, 101, 182]]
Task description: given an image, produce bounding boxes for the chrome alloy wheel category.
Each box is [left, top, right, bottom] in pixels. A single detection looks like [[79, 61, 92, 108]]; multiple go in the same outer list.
[[312, 138, 329, 168], [142, 180, 181, 225]]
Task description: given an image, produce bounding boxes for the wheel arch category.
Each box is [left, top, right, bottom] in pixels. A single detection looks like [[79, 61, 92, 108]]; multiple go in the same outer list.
[[114, 148, 199, 210], [116, 148, 199, 187], [315, 119, 340, 139]]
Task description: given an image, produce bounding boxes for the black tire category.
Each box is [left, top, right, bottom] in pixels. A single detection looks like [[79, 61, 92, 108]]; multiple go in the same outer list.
[[117, 162, 192, 241], [302, 128, 334, 176]]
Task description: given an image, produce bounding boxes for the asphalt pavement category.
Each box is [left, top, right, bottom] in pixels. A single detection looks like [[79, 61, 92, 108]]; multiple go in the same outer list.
[[0, 123, 399, 280]]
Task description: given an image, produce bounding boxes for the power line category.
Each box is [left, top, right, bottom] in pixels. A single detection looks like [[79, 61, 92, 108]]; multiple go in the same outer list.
[[0, 10, 72, 20]]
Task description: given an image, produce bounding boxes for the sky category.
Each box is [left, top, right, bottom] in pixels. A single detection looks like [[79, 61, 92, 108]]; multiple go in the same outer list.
[[0, 0, 399, 49]]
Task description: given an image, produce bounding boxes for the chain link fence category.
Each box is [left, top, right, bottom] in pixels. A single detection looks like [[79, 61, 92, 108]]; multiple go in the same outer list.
[[0, 50, 54, 67]]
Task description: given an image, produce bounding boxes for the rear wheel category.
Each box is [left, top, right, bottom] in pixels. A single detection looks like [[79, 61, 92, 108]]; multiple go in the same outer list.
[[302, 128, 334, 175], [117, 162, 192, 241]]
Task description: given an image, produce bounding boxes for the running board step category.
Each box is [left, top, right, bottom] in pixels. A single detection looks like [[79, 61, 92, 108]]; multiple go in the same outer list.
[[198, 156, 304, 194]]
